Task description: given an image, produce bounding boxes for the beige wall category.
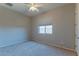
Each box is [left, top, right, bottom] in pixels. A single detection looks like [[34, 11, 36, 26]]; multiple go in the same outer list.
[[32, 4, 75, 50], [0, 6, 31, 47]]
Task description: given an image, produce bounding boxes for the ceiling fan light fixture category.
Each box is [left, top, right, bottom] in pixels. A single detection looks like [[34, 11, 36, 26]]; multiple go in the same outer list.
[[29, 6, 39, 12]]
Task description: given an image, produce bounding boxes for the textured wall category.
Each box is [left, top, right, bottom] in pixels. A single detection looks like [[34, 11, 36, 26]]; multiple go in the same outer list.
[[0, 6, 31, 47], [32, 4, 75, 50]]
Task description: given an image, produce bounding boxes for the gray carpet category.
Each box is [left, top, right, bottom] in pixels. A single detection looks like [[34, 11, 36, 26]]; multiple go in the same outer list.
[[0, 41, 76, 56]]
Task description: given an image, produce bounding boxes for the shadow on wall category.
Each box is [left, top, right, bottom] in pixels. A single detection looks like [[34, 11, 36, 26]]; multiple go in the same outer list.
[[0, 27, 28, 47]]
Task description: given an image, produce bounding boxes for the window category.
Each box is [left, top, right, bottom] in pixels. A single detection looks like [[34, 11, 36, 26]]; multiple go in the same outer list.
[[46, 25, 52, 34], [38, 26, 45, 34], [38, 25, 53, 34]]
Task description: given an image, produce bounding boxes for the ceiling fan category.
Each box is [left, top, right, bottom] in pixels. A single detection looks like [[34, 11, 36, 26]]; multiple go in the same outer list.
[[25, 3, 43, 12]]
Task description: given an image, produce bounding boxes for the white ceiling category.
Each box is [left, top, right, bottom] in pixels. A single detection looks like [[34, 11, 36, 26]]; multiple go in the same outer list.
[[0, 3, 66, 17]]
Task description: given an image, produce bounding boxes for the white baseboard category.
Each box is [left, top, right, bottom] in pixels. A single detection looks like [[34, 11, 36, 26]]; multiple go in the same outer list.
[[51, 44, 75, 52]]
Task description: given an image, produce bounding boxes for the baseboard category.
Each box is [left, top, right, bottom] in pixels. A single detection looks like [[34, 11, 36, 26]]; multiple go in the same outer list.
[[52, 44, 75, 52]]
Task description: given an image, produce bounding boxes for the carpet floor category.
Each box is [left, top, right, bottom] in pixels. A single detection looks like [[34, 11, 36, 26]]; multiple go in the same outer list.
[[0, 41, 76, 56]]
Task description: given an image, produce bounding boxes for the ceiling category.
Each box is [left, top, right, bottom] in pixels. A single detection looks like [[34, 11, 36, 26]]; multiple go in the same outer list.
[[0, 3, 66, 17]]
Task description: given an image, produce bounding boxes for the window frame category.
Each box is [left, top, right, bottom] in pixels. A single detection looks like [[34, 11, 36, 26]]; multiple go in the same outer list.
[[45, 25, 53, 34], [38, 24, 53, 34], [38, 25, 46, 34]]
